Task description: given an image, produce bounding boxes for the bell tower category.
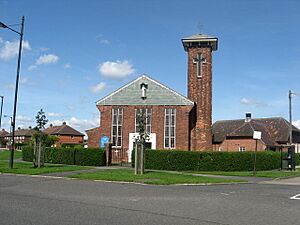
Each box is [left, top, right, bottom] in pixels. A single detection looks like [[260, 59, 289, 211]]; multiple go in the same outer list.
[[182, 34, 218, 151]]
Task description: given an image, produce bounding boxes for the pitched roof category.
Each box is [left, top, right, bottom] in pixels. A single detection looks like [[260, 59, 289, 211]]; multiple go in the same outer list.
[[44, 124, 84, 136], [5, 128, 35, 137], [212, 117, 300, 145], [96, 74, 194, 106], [0, 129, 9, 137], [227, 121, 278, 146]]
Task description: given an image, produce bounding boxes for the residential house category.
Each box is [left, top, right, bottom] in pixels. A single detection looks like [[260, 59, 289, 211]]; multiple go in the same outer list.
[[44, 122, 84, 147], [212, 114, 300, 153], [0, 129, 9, 147], [4, 127, 35, 145]]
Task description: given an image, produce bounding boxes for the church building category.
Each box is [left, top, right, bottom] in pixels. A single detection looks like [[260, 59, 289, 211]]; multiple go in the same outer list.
[[87, 34, 218, 162]]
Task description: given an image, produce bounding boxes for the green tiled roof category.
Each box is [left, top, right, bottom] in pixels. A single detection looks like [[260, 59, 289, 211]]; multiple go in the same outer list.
[[96, 75, 194, 106]]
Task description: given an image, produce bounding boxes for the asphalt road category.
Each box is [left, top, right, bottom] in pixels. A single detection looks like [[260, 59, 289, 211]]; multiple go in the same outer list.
[[0, 174, 299, 225]]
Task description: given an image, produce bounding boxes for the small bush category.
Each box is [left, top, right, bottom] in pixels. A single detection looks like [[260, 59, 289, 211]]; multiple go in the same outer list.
[[23, 147, 106, 166], [133, 150, 282, 171]]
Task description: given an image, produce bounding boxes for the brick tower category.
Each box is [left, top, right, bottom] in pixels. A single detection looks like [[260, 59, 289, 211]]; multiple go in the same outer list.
[[182, 34, 218, 151]]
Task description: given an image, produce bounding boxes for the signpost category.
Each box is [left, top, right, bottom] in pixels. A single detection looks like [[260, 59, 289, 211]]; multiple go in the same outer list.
[[253, 131, 262, 175]]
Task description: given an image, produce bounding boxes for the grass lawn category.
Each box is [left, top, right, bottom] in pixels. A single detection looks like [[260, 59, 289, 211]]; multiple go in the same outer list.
[[191, 169, 300, 179], [0, 150, 22, 160], [69, 169, 244, 185], [0, 161, 93, 175]]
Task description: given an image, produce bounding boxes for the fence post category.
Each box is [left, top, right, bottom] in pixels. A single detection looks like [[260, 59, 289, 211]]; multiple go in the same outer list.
[[105, 143, 112, 166]]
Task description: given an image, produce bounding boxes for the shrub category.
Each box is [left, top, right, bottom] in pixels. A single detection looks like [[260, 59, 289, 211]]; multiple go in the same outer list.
[[23, 147, 106, 166], [133, 150, 282, 171]]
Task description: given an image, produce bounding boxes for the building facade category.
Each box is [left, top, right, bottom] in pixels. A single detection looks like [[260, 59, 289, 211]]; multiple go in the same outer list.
[[44, 122, 84, 147], [87, 34, 218, 162], [212, 114, 300, 153]]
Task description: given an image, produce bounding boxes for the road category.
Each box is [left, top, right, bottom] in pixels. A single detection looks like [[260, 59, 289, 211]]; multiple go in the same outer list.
[[0, 174, 299, 225]]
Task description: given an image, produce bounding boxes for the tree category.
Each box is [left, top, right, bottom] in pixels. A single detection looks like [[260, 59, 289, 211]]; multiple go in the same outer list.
[[134, 109, 149, 175], [32, 109, 48, 168]]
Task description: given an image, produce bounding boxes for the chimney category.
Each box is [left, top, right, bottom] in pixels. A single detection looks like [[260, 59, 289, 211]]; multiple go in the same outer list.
[[245, 113, 252, 122], [62, 121, 66, 125]]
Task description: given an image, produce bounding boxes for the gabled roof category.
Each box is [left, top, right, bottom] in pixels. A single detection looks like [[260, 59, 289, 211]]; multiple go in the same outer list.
[[44, 124, 84, 136], [96, 74, 194, 106], [212, 117, 300, 145]]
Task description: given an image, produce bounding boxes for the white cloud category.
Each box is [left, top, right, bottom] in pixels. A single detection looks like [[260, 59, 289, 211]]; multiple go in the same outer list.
[[293, 120, 300, 129], [19, 76, 34, 85], [99, 60, 135, 79], [28, 65, 37, 70], [63, 63, 71, 69], [90, 82, 106, 93], [0, 37, 3, 43], [96, 34, 110, 45], [240, 97, 269, 108], [0, 39, 31, 60], [47, 112, 63, 117], [5, 83, 14, 90], [36, 54, 59, 65], [16, 115, 33, 123], [49, 116, 99, 133]]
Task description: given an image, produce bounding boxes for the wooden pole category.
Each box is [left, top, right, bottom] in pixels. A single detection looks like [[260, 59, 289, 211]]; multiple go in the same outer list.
[[134, 143, 138, 175]]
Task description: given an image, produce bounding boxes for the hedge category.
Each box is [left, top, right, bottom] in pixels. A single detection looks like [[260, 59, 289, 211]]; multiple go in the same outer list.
[[22, 146, 106, 166], [132, 150, 287, 171]]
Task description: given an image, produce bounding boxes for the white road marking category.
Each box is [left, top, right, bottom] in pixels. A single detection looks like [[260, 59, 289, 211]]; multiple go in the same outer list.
[[290, 194, 300, 200]]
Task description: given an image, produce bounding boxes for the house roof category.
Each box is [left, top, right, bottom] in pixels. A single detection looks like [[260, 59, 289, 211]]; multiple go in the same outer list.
[[0, 129, 9, 137], [212, 117, 300, 145], [44, 123, 84, 136], [96, 74, 194, 106], [5, 128, 35, 137]]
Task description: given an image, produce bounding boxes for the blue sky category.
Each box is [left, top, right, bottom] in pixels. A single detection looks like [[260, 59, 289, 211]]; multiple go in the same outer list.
[[0, 0, 300, 133]]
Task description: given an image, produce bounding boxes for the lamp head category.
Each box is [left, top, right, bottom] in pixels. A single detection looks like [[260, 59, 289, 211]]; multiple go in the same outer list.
[[0, 22, 8, 28]]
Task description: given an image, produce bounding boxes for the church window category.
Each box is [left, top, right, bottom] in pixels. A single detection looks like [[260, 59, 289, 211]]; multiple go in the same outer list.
[[111, 108, 123, 147], [135, 108, 152, 134], [164, 108, 176, 149]]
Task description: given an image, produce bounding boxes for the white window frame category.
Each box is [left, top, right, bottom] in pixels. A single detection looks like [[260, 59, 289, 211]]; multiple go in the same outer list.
[[164, 108, 176, 149], [111, 108, 123, 147], [239, 146, 246, 152]]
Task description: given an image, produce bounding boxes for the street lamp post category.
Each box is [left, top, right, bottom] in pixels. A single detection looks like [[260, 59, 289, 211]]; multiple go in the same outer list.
[[0, 96, 3, 129], [0, 16, 25, 168], [289, 90, 300, 145]]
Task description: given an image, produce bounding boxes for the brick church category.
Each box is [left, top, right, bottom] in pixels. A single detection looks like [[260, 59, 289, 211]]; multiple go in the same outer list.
[[87, 34, 218, 161]]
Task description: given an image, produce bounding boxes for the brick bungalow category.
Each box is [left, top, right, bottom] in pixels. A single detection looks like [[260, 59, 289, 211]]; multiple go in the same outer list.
[[87, 34, 218, 162], [212, 114, 300, 153], [44, 122, 84, 147]]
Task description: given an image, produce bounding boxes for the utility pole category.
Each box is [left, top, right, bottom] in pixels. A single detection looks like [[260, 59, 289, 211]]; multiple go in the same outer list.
[[0, 16, 25, 168], [289, 90, 293, 145], [0, 96, 3, 129]]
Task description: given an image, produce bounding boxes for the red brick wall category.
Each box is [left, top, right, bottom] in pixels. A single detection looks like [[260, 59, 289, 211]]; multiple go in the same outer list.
[[213, 138, 267, 152], [57, 135, 83, 145], [187, 47, 213, 151], [87, 105, 193, 151]]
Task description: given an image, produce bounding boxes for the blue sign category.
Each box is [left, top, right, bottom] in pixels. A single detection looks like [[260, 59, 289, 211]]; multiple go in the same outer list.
[[100, 136, 109, 148]]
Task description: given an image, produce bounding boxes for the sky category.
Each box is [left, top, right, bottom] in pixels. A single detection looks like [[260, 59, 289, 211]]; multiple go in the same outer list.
[[0, 0, 300, 134]]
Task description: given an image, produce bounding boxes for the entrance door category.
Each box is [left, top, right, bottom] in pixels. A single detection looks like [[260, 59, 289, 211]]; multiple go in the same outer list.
[[128, 133, 156, 163]]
